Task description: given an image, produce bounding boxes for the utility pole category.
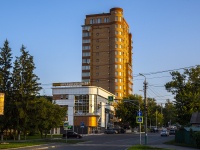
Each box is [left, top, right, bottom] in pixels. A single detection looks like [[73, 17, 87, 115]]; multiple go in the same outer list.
[[140, 73, 148, 145]]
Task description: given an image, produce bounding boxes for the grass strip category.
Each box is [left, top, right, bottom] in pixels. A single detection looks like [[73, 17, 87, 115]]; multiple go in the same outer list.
[[127, 145, 168, 150]]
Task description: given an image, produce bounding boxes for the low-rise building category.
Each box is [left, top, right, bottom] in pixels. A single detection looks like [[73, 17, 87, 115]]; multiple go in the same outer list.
[[52, 82, 116, 134]]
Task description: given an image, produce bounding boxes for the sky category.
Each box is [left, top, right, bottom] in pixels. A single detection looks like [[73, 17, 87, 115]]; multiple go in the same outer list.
[[0, 0, 200, 105]]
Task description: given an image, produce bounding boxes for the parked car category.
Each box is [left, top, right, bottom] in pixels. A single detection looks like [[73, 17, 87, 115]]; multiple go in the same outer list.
[[113, 128, 126, 134], [169, 129, 176, 135], [104, 129, 118, 134], [63, 131, 82, 139], [150, 127, 158, 133], [160, 130, 169, 136]]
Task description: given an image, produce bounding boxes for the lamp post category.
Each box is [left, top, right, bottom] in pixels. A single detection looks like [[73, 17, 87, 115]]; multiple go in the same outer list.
[[124, 100, 141, 145], [139, 73, 148, 145]]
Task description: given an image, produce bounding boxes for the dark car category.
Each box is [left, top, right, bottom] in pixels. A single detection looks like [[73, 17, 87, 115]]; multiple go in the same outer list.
[[63, 131, 82, 139], [169, 129, 176, 135], [104, 129, 118, 134], [113, 128, 126, 134], [150, 127, 158, 133]]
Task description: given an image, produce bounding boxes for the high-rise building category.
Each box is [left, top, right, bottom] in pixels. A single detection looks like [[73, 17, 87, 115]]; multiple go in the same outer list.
[[81, 7, 133, 99]]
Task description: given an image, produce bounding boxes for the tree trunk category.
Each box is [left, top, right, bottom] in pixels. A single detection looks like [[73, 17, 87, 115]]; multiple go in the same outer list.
[[24, 130, 26, 140], [17, 130, 20, 140], [0, 133, 3, 141]]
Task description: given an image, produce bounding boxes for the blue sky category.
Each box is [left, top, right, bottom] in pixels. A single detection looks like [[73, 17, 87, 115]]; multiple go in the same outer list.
[[1, 0, 200, 104]]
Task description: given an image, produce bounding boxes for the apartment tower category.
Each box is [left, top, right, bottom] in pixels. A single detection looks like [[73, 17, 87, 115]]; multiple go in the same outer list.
[[81, 7, 133, 100]]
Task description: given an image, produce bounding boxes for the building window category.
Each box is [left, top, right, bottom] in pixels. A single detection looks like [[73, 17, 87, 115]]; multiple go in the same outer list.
[[96, 66, 99, 69], [82, 66, 90, 70], [82, 72, 90, 77], [115, 16, 118, 21], [96, 52, 99, 56], [82, 32, 90, 37], [96, 33, 99, 36], [90, 19, 95, 24], [115, 58, 118, 62], [82, 52, 90, 56], [96, 46, 99, 49], [115, 44, 118, 48], [97, 18, 101, 23], [82, 59, 90, 63], [96, 59, 99, 62], [104, 17, 109, 23], [96, 73, 99, 76], [74, 95, 89, 114], [115, 31, 118, 35], [82, 79, 90, 82], [115, 65, 118, 69], [82, 39, 90, 43], [115, 86, 118, 90], [119, 93, 122, 97], [115, 72, 118, 76], [66, 94, 69, 99], [83, 46, 90, 50], [82, 26, 91, 31], [96, 79, 99, 82]]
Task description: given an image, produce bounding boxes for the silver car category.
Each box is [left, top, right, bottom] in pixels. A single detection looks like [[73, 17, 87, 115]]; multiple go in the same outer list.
[[160, 130, 169, 136]]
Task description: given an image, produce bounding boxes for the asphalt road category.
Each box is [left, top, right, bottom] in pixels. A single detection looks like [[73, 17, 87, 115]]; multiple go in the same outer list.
[[16, 132, 197, 150]]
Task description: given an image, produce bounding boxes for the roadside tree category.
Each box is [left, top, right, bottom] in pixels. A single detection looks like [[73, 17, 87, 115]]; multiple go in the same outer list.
[[11, 45, 41, 140], [0, 40, 13, 141], [165, 65, 200, 125]]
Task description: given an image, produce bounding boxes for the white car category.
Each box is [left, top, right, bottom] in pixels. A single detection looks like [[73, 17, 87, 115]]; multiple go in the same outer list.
[[160, 130, 169, 136]]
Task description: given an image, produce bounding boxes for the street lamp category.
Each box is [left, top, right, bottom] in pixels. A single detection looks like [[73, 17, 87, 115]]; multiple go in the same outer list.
[[124, 100, 141, 145], [139, 73, 148, 145]]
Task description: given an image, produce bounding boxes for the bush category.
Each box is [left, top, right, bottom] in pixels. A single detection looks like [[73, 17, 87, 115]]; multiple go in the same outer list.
[[192, 131, 200, 148]]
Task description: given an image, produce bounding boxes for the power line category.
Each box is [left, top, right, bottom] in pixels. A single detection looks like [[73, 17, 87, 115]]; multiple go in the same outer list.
[[133, 65, 197, 77]]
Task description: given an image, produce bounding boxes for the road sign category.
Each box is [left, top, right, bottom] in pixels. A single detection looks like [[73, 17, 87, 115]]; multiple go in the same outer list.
[[80, 121, 84, 128], [0, 93, 5, 115], [136, 117, 143, 123], [63, 121, 69, 130], [137, 111, 142, 116], [108, 96, 113, 102]]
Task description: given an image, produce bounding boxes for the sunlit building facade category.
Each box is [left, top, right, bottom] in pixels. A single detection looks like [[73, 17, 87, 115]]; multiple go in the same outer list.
[[52, 82, 116, 134], [81, 7, 133, 100]]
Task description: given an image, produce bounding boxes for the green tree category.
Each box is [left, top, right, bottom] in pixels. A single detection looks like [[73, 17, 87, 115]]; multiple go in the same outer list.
[[115, 94, 143, 128], [11, 45, 42, 140], [0, 40, 13, 141], [162, 99, 177, 127], [147, 98, 164, 128], [165, 65, 200, 125], [147, 98, 157, 127], [27, 97, 66, 138]]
